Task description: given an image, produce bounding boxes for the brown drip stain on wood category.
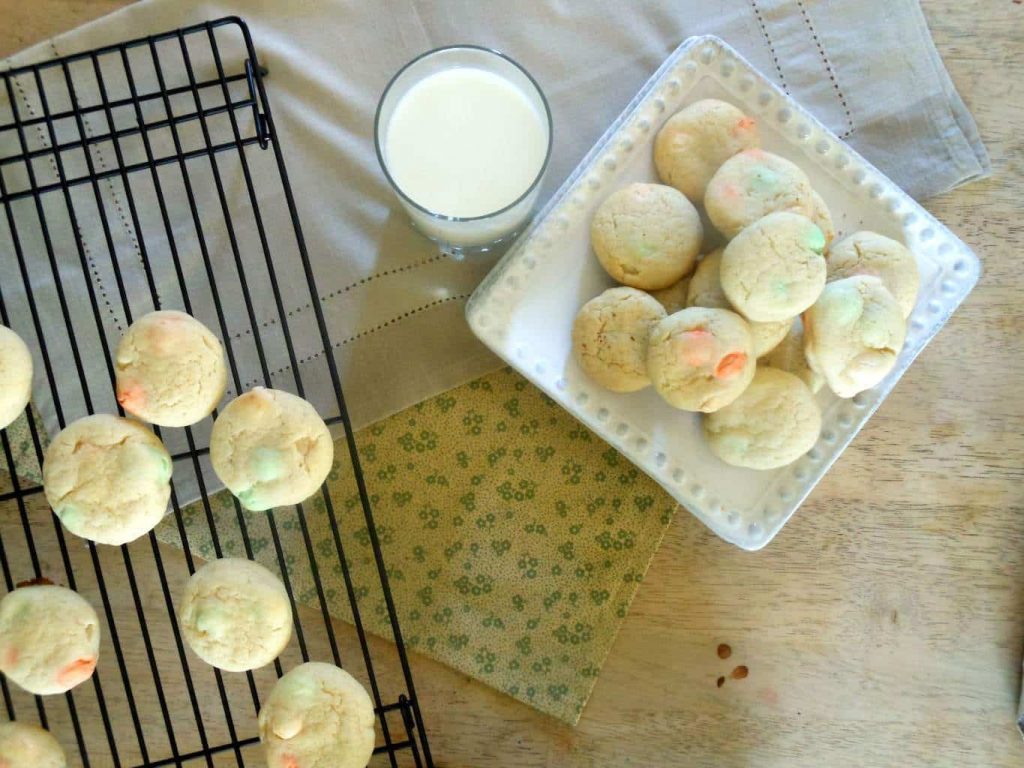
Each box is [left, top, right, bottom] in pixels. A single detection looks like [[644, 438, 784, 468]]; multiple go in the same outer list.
[[717, 643, 732, 659], [731, 665, 749, 680]]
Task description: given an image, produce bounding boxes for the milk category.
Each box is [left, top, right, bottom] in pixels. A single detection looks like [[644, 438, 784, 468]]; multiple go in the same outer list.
[[377, 52, 550, 251], [384, 67, 547, 219]]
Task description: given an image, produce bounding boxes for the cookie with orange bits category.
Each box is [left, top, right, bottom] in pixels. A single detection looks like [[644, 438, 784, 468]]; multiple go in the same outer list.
[[115, 309, 227, 427], [646, 307, 755, 412], [0, 584, 100, 695], [653, 99, 760, 203]]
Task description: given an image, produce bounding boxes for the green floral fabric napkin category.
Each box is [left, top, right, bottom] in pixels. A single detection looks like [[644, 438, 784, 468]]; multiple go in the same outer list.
[[4, 368, 678, 723]]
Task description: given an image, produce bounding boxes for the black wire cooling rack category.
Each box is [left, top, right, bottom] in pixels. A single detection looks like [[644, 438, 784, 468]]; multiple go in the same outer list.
[[0, 17, 432, 768]]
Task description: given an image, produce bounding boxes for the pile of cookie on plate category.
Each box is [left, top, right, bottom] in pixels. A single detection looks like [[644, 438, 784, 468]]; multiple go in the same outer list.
[[572, 99, 919, 470]]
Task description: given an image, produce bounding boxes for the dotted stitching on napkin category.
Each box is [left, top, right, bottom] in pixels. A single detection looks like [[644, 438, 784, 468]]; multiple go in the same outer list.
[[748, 0, 789, 93], [8, 44, 124, 335], [240, 292, 471, 390], [796, 0, 855, 139], [225, 254, 449, 342]]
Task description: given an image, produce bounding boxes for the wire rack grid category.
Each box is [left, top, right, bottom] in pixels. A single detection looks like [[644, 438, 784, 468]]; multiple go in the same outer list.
[[0, 16, 432, 768]]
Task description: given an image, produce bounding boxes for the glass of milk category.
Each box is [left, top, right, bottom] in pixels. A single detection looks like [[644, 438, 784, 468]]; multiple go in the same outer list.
[[375, 46, 553, 257]]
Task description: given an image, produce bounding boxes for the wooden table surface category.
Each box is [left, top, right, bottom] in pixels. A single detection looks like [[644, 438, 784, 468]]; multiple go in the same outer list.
[[1, 1, 1022, 766]]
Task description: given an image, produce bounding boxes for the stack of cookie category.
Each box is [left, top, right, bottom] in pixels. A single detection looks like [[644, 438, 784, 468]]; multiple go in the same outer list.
[[573, 99, 918, 470], [0, 313, 376, 767]]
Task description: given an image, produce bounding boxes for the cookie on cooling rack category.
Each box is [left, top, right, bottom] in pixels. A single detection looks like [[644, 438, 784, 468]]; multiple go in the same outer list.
[[178, 558, 292, 672], [43, 414, 172, 545], [115, 310, 228, 427], [210, 387, 333, 512], [0, 325, 32, 431], [258, 662, 375, 768], [0, 721, 66, 768], [0, 584, 100, 696]]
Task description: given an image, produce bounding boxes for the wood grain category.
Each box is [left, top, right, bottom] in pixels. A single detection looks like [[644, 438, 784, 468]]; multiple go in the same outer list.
[[1, 1, 1022, 766]]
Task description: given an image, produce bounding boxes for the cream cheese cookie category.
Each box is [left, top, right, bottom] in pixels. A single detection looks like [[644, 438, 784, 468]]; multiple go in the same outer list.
[[804, 275, 906, 398], [704, 149, 814, 239], [0, 585, 100, 696], [646, 307, 755, 412], [826, 230, 920, 317], [590, 183, 702, 290], [572, 288, 666, 393], [210, 388, 333, 512], [0, 722, 66, 768], [0, 325, 32, 431], [43, 414, 172, 545], [760, 317, 823, 394], [705, 367, 822, 469], [115, 310, 227, 427], [720, 211, 827, 323], [258, 662, 375, 768], [685, 248, 790, 356], [647, 275, 691, 315], [653, 99, 760, 202], [179, 558, 292, 672]]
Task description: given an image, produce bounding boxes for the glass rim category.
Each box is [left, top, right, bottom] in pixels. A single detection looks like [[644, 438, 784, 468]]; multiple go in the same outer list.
[[373, 44, 554, 223]]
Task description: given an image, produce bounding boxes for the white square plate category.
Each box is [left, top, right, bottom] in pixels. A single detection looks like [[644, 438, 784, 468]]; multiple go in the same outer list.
[[466, 36, 980, 550]]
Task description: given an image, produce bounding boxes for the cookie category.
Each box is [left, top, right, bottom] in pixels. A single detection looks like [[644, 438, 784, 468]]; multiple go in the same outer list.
[[258, 662, 375, 768], [0, 722, 66, 768], [760, 317, 824, 394], [590, 183, 702, 290], [210, 387, 333, 512], [0, 325, 32, 431], [704, 367, 822, 469], [826, 230, 920, 317], [685, 248, 790, 356], [720, 211, 827, 322], [653, 99, 760, 202], [179, 558, 292, 672], [646, 307, 755, 412], [704, 149, 814, 239], [804, 275, 906, 398], [647, 275, 691, 315], [115, 310, 227, 428], [572, 288, 666, 392], [0, 585, 100, 696], [806, 189, 836, 244], [43, 414, 172, 545]]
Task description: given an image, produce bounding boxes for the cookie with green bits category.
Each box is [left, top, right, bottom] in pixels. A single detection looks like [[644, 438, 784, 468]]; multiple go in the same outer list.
[[42, 414, 172, 545], [258, 662, 375, 768], [704, 148, 814, 239], [210, 387, 333, 512], [720, 211, 827, 323], [178, 557, 292, 672], [590, 182, 702, 290], [804, 275, 906, 398]]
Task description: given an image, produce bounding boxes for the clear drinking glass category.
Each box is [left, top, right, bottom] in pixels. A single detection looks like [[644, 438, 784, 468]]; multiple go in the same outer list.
[[374, 45, 553, 258]]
